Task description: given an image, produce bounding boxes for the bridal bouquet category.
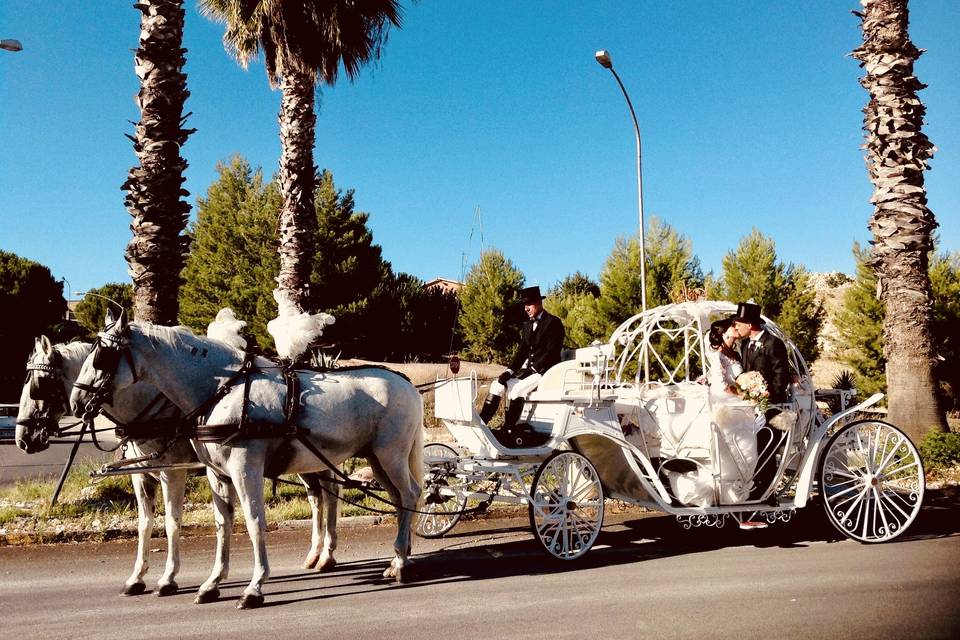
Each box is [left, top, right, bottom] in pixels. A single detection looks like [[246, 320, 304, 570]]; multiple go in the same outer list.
[[735, 371, 769, 411]]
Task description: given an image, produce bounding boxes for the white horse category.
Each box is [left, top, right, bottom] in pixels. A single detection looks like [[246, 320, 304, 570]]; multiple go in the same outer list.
[[70, 315, 423, 609], [16, 336, 340, 599]]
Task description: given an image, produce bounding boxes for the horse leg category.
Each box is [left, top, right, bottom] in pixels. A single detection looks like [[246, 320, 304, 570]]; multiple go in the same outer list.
[[155, 469, 187, 597], [300, 471, 339, 572], [122, 473, 157, 596], [195, 469, 234, 604], [232, 463, 270, 609], [369, 455, 420, 583]]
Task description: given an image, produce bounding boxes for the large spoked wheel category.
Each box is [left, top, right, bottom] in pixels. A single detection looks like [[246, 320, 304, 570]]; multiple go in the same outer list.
[[819, 419, 924, 543], [528, 451, 604, 560], [415, 443, 467, 538]]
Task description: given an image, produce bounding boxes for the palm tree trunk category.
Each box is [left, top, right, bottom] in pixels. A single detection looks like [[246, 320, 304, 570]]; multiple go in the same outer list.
[[275, 70, 318, 312], [852, 0, 946, 439], [122, 0, 194, 326]]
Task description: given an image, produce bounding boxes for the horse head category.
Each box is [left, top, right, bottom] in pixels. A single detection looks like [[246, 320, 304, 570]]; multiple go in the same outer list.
[[70, 311, 139, 419], [16, 336, 90, 453]]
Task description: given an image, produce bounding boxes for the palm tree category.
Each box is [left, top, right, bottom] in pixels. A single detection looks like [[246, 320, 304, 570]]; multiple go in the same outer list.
[[123, 0, 195, 325], [200, 0, 402, 312], [851, 0, 946, 438]]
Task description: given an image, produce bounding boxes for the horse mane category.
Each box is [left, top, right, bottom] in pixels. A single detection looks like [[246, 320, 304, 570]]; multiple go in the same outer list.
[[55, 340, 92, 364], [133, 322, 246, 363], [304, 363, 411, 383]]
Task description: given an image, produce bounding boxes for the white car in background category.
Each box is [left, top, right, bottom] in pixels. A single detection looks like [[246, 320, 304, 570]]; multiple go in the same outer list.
[[0, 404, 16, 439]]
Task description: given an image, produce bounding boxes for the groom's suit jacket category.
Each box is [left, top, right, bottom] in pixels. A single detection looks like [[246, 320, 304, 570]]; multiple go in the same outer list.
[[740, 331, 791, 404]]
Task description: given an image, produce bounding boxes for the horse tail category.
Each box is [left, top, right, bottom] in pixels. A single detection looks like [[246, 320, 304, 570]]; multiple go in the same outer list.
[[409, 390, 424, 494]]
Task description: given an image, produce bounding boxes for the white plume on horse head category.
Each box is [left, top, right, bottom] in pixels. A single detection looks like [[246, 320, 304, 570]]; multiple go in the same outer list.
[[206, 308, 248, 350], [267, 289, 335, 360]]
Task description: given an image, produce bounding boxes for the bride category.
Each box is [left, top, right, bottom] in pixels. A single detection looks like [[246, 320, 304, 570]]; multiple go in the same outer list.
[[705, 318, 743, 395], [669, 318, 760, 506]]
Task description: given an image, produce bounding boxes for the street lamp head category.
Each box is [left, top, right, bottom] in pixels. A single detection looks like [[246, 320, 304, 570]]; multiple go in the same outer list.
[[595, 50, 612, 69], [1, 39, 23, 52]]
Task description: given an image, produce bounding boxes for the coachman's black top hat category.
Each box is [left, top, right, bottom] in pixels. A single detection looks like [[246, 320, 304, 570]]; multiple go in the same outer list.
[[520, 286, 546, 305], [729, 301, 765, 325]]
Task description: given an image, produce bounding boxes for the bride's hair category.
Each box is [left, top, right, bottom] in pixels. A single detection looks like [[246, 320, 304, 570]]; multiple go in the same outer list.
[[708, 318, 733, 350]]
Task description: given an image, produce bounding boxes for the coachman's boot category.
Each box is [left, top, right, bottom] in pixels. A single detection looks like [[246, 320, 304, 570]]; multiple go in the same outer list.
[[503, 398, 525, 431], [479, 395, 501, 424]]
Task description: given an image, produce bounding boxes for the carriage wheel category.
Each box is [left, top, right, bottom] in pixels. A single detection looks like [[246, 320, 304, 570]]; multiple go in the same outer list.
[[819, 420, 924, 543], [415, 443, 467, 538], [528, 451, 604, 560]]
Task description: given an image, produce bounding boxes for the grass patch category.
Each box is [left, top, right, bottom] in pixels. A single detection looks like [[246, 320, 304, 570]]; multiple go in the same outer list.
[[920, 430, 960, 470], [0, 455, 390, 544], [0, 505, 31, 524]]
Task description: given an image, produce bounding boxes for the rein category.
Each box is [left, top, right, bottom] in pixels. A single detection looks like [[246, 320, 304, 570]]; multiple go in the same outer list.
[[77, 332, 482, 518]]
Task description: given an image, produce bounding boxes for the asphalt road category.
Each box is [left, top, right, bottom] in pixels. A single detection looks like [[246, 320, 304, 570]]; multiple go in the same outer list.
[[2, 488, 958, 640]]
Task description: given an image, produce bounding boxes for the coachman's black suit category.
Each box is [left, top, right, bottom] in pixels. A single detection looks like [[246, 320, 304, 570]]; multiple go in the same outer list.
[[509, 311, 565, 375], [479, 309, 565, 437]]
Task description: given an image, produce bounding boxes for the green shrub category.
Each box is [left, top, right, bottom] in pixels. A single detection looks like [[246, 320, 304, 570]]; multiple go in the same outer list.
[[919, 430, 960, 470]]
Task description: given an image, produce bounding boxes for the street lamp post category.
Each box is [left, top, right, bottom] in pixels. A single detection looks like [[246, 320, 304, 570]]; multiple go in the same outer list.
[[595, 49, 647, 315], [1, 39, 23, 52]]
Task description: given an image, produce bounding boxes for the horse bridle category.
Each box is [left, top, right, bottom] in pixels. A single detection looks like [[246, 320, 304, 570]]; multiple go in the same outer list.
[[17, 352, 69, 444], [73, 324, 139, 420]]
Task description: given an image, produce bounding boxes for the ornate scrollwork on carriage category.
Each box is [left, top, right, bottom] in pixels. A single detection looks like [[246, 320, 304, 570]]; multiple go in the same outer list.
[[676, 514, 728, 529]]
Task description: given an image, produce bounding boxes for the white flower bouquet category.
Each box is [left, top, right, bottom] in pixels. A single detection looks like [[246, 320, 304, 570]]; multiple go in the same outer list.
[[735, 371, 770, 411]]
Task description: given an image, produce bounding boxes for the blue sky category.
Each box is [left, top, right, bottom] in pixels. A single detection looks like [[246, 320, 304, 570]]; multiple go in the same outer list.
[[1, 1, 957, 297]]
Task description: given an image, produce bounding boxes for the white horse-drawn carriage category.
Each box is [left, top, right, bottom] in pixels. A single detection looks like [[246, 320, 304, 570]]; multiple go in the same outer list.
[[16, 299, 925, 608], [417, 300, 925, 559]]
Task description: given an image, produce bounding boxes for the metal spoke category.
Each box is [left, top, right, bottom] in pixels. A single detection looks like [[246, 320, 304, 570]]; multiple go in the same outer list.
[[821, 420, 924, 542]]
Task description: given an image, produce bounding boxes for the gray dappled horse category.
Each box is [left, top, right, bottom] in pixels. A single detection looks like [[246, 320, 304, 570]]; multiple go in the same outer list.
[[16, 336, 338, 599], [70, 315, 423, 609]]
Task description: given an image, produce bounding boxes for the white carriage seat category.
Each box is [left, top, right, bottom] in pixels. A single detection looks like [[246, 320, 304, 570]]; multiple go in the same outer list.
[[528, 343, 615, 402], [633, 384, 764, 506], [434, 375, 560, 459], [639, 382, 713, 460]]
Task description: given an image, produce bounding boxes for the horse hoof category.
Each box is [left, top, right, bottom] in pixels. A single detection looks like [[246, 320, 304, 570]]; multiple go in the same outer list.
[[237, 593, 264, 610], [316, 557, 337, 573], [382, 566, 403, 583], [303, 553, 320, 569], [121, 583, 146, 597], [156, 582, 179, 597], [193, 588, 220, 604]]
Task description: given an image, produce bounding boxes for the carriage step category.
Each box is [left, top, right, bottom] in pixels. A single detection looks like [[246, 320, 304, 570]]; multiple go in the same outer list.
[[738, 520, 769, 530]]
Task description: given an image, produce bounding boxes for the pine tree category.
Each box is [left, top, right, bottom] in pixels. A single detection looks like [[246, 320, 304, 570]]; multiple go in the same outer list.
[[310, 169, 393, 355], [0, 252, 67, 400], [179, 156, 280, 350], [839, 243, 960, 409], [74, 284, 134, 336], [458, 249, 525, 363], [596, 217, 703, 335], [930, 251, 960, 413], [837, 243, 886, 396], [551, 272, 601, 298], [718, 229, 823, 362], [544, 290, 603, 350], [720, 229, 789, 317]]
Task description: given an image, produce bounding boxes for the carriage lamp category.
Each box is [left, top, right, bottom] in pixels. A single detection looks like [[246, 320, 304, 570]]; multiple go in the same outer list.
[[1, 39, 23, 52]]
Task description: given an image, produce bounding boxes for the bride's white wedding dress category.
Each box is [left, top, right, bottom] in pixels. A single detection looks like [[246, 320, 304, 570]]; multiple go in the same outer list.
[[667, 347, 760, 506]]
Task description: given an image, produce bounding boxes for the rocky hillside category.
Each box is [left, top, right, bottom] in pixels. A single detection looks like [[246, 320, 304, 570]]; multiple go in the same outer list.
[[808, 271, 854, 388]]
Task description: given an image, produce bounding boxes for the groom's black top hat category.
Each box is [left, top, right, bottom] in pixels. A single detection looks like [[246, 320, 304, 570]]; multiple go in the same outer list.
[[729, 301, 765, 325]]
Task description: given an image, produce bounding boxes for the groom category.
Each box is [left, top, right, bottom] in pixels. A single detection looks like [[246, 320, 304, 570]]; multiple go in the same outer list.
[[729, 302, 791, 500]]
